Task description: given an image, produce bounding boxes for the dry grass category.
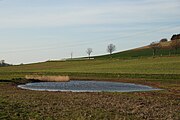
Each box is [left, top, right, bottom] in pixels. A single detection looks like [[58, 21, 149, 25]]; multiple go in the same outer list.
[[134, 41, 172, 50], [25, 75, 70, 82]]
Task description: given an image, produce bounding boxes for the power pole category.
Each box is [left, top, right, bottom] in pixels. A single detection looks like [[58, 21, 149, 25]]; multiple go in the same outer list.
[[71, 52, 73, 59]]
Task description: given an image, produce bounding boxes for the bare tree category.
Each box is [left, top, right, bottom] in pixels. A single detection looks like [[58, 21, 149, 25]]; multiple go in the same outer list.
[[107, 44, 116, 55], [86, 48, 93, 59], [150, 42, 161, 56], [171, 39, 180, 54]]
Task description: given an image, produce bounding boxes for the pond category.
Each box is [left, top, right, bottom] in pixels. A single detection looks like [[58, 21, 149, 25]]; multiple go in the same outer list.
[[18, 80, 162, 92]]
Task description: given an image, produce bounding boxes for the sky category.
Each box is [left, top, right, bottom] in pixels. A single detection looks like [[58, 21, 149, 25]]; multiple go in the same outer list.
[[0, 0, 180, 64]]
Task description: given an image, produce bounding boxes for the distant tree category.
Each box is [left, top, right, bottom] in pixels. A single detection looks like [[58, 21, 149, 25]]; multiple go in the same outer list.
[[160, 38, 168, 42], [0, 60, 10, 67], [107, 44, 116, 55], [171, 39, 180, 54], [171, 34, 180, 41], [86, 48, 93, 59], [150, 42, 161, 56]]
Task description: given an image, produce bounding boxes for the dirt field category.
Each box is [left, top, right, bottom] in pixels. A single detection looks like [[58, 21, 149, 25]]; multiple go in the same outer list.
[[0, 79, 179, 120]]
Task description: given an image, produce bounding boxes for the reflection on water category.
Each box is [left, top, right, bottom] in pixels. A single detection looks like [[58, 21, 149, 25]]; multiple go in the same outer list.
[[18, 80, 162, 92]]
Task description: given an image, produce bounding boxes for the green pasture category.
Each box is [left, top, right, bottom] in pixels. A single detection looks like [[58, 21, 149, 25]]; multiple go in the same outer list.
[[0, 56, 180, 80]]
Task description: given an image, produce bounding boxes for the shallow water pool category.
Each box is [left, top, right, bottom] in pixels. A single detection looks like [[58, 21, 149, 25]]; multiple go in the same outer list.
[[18, 80, 162, 92]]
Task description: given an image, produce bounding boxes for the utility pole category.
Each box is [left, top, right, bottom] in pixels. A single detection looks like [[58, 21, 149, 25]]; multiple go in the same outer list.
[[71, 52, 73, 59]]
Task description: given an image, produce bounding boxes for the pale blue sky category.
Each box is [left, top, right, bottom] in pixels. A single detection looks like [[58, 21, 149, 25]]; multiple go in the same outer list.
[[0, 0, 180, 64]]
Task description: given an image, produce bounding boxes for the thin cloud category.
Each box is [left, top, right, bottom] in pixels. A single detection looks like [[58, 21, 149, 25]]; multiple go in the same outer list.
[[0, 0, 179, 28]]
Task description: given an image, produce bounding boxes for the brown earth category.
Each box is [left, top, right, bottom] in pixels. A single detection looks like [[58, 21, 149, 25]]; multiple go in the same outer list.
[[0, 79, 179, 120]]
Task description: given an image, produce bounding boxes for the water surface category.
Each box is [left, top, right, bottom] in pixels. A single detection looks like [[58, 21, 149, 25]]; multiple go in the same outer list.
[[18, 80, 162, 92]]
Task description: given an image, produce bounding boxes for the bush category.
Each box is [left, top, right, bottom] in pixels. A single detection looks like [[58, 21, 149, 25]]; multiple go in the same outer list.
[[160, 38, 168, 42]]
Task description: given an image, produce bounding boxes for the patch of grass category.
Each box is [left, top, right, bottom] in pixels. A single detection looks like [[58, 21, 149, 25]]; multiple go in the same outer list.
[[0, 97, 33, 120]]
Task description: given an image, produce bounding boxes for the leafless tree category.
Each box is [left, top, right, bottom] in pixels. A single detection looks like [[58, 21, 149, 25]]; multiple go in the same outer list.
[[86, 48, 93, 59], [107, 44, 116, 55], [150, 42, 161, 56], [171, 39, 180, 54]]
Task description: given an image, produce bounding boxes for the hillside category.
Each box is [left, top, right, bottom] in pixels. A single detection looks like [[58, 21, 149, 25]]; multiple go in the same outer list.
[[0, 56, 180, 81], [95, 41, 180, 59], [0, 40, 180, 81]]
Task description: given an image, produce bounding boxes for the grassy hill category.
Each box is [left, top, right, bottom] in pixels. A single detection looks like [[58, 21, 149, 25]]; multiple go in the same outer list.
[[0, 56, 180, 81], [95, 41, 180, 59], [0, 40, 180, 81]]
